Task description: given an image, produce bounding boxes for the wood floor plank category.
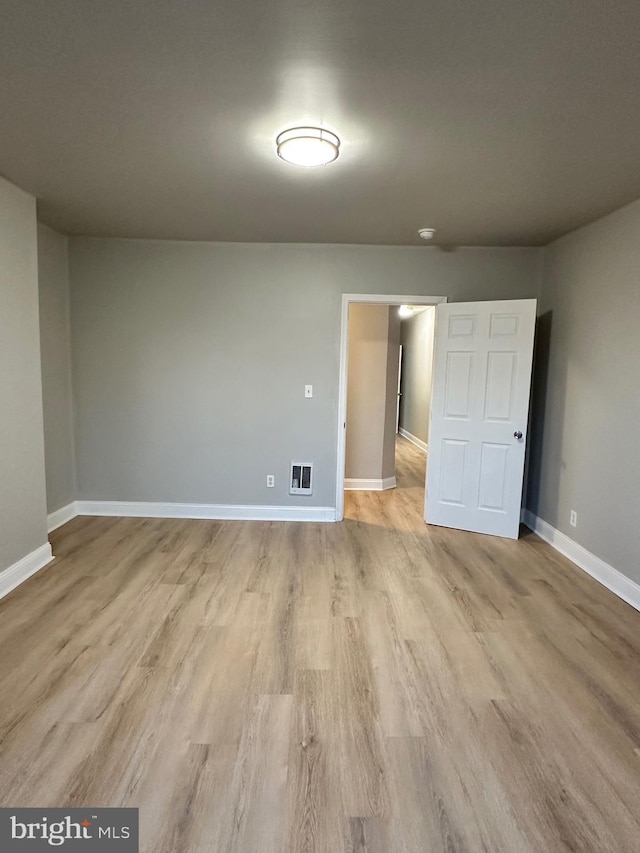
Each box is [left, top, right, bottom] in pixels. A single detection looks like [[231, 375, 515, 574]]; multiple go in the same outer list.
[[1, 436, 639, 851], [332, 615, 390, 819], [220, 693, 293, 853], [285, 669, 345, 853]]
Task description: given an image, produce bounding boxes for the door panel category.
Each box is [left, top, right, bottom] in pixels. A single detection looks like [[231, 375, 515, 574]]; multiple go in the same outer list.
[[448, 314, 477, 337], [440, 439, 468, 505], [478, 442, 509, 510], [444, 352, 474, 418], [425, 299, 536, 539], [484, 351, 517, 421]]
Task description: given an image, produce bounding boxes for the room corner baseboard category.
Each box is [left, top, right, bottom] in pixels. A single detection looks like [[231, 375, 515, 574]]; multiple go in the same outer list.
[[47, 501, 79, 532], [522, 509, 640, 613], [344, 477, 396, 491], [398, 428, 428, 453], [75, 500, 337, 523], [0, 543, 54, 601]]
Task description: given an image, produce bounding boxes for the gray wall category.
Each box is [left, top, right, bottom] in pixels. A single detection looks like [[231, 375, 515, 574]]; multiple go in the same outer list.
[[399, 308, 435, 444], [345, 305, 398, 482], [38, 224, 76, 513], [69, 239, 540, 508], [0, 176, 48, 571], [526, 198, 640, 584]]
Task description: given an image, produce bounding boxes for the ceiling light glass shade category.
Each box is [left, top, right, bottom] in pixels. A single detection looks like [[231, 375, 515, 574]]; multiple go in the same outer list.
[[276, 127, 340, 166], [398, 305, 415, 318]]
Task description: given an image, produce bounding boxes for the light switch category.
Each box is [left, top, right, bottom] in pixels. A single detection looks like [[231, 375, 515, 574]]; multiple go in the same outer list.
[[305, 385, 313, 398]]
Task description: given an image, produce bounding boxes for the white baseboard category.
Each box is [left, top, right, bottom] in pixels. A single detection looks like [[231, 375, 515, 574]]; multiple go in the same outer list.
[[47, 501, 79, 532], [75, 501, 336, 523], [522, 509, 640, 613], [0, 543, 54, 601], [344, 477, 396, 491], [398, 428, 428, 453]]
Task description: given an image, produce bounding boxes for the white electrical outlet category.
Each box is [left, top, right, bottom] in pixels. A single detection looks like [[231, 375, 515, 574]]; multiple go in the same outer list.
[[570, 510, 577, 527], [266, 474, 275, 488]]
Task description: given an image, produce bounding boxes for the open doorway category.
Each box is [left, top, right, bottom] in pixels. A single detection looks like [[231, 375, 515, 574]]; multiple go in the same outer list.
[[335, 294, 446, 522], [337, 295, 538, 538]]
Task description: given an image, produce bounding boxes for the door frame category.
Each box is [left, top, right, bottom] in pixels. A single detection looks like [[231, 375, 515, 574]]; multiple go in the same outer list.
[[335, 293, 447, 521]]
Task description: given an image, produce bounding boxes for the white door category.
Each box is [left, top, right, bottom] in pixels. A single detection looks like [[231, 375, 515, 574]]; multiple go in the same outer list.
[[425, 299, 536, 539]]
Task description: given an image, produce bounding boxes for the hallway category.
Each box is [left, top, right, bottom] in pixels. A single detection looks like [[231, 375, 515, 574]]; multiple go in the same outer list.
[[344, 434, 426, 526]]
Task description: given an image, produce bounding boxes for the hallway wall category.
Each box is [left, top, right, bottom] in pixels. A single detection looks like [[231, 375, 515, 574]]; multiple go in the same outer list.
[[345, 304, 399, 484], [399, 307, 435, 446]]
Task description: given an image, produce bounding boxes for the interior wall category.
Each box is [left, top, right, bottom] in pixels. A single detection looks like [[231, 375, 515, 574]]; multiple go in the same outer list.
[[0, 176, 48, 571], [382, 308, 401, 481], [527, 197, 640, 585], [68, 239, 541, 509], [345, 304, 395, 482], [399, 307, 436, 445], [38, 223, 76, 514]]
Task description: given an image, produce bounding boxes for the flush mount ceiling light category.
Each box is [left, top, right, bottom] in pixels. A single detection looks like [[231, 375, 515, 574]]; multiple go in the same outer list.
[[276, 127, 340, 167], [399, 305, 430, 318], [399, 305, 422, 318], [418, 227, 436, 240]]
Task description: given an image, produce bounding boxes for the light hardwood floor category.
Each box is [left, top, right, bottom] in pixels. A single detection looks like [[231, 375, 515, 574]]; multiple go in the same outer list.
[[1, 436, 640, 851]]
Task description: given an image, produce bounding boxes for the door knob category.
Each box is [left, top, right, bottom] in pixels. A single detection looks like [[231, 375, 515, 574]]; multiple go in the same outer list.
[[514, 430, 523, 440]]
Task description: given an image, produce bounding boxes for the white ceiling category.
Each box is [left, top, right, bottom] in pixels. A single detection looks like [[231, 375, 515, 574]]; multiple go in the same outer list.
[[1, 0, 639, 246]]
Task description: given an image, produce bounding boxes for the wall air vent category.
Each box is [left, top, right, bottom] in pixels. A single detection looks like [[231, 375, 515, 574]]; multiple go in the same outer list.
[[290, 461, 313, 495]]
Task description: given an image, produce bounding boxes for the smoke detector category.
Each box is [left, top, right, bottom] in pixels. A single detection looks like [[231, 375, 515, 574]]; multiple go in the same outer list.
[[418, 228, 436, 240]]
